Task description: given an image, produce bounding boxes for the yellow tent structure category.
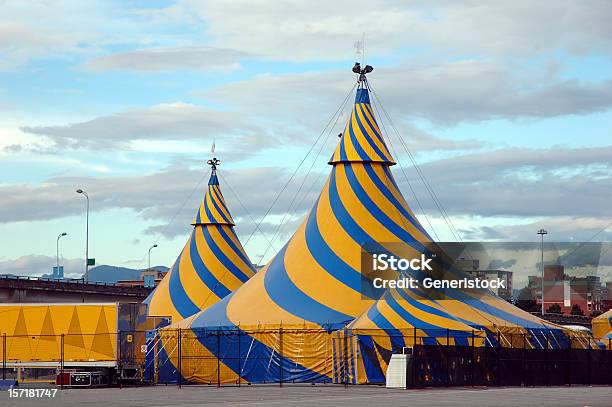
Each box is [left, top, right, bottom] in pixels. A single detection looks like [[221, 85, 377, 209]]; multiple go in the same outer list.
[[154, 68, 590, 384], [0, 303, 117, 365], [592, 309, 612, 349], [144, 158, 256, 324]]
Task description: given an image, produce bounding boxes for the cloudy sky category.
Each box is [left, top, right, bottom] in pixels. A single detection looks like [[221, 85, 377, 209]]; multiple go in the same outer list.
[[1, 0, 611, 278]]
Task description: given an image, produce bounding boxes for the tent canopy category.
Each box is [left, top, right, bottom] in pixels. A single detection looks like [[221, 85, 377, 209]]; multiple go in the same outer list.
[[145, 163, 255, 324]]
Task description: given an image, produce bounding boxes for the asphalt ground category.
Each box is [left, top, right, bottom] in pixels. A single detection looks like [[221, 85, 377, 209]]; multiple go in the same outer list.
[[2, 384, 612, 407]]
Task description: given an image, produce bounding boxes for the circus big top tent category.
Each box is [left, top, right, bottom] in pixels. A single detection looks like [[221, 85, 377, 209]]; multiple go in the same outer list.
[[593, 309, 612, 348], [152, 66, 589, 385], [144, 158, 256, 324]]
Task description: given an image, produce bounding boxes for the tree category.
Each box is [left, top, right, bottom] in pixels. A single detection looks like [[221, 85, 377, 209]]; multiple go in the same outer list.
[[546, 303, 562, 314], [570, 304, 584, 316], [516, 287, 539, 312]]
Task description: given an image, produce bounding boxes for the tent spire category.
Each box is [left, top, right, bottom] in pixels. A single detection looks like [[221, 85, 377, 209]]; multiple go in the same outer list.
[[329, 63, 395, 165], [207, 156, 220, 185], [192, 155, 234, 226]]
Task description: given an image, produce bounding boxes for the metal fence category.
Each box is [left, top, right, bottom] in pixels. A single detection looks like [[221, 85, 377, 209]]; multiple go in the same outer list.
[[406, 342, 612, 387], [0, 330, 147, 386], [0, 329, 611, 388]]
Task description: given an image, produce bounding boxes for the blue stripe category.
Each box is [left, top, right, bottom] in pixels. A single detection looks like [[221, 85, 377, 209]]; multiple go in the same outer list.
[[209, 187, 233, 224], [347, 112, 372, 161], [168, 247, 200, 319], [215, 226, 255, 276], [201, 227, 251, 283], [355, 88, 370, 104], [380, 166, 434, 241], [190, 229, 232, 299], [192, 293, 235, 328], [190, 298, 331, 383], [392, 286, 475, 327], [327, 166, 377, 246], [356, 335, 386, 383], [205, 189, 231, 223], [343, 164, 426, 251], [363, 163, 431, 238], [208, 173, 219, 185], [263, 244, 354, 327], [384, 291, 442, 332], [358, 104, 380, 136], [455, 294, 555, 329], [203, 192, 220, 223], [366, 298, 405, 350], [304, 197, 376, 299], [355, 104, 388, 161]]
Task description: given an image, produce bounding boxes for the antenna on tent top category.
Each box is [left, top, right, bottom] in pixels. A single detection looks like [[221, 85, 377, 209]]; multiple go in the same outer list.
[[353, 32, 372, 87], [354, 32, 366, 66], [207, 139, 220, 171]]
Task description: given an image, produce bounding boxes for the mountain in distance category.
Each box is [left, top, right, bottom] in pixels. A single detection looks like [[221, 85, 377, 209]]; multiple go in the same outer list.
[[40, 265, 169, 283]]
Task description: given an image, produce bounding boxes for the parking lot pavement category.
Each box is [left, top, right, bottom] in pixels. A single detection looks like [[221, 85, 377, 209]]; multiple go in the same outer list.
[[2, 384, 611, 407]]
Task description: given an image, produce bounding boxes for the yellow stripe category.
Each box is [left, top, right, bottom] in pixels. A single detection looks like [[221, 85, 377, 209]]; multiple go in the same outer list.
[[282, 208, 374, 318], [355, 104, 390, 161], [227, 268, 310, 328]]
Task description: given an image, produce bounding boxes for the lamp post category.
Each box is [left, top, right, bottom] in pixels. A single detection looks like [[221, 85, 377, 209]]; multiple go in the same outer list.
[[76, 189, 89, 283], [56, 232, 67, 280], [537, 228, 548, 315], [148, 244, 158, 270]]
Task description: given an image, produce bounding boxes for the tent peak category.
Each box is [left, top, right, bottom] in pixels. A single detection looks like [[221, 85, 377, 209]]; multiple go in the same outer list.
[[328, 69, 395, 166], [207, 157, 220, 186], [191, 157, 235, 226]]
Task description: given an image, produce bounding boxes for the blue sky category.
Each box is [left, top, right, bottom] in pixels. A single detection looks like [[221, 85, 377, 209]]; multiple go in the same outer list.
[[1, 0, 611, 278]]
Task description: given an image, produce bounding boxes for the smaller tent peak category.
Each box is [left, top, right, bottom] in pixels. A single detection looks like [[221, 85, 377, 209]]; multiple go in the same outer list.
[[192, 157, 235, 226], [355, 88, 370, 104], [207, 157, 221, 186]]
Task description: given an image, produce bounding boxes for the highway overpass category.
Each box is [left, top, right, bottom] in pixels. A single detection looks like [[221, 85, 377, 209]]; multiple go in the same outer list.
[[0, 275, 152, 303]]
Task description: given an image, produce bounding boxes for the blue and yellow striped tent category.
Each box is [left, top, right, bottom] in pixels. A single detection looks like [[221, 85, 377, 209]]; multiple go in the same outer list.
[[144, 164, 256, 324], [593, 309, 612, 349], [155, 81, 586, 385]]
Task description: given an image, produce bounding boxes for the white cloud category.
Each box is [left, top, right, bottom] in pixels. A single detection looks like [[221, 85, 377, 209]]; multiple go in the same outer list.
[[19, 102, 280, 156], [83, 46, 249, 72], [0, 0, 201, 70], [1, 145, 610, 238], [202, 62, 612, 125], [180, 0, 612, 61], [0, 254, 83, 278], [459, 217, 612, 242]]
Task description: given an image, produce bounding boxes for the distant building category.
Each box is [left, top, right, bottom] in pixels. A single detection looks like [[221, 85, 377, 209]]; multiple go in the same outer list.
[[455, 258, 513, 300], [603, 282, 612, 311], [117, 269, 167, 288], [527, 265, 606, 315]]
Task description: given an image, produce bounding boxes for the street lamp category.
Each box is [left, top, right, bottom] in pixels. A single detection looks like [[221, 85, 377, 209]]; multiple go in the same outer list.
[[537, 228, 548, 315], [76, 189, 89, 283], [148, 244, 158, 270], [56, 232, 67, 280]]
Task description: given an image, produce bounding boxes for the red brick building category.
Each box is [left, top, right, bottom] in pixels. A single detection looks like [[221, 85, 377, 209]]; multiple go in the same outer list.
[[528, 265, 606, 315]]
